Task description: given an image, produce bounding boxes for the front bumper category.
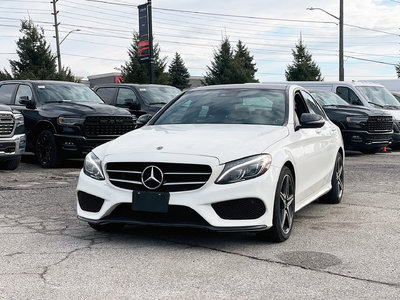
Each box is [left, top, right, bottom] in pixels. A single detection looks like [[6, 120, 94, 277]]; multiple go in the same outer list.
[[0, 134, 26, 159], [76, 159, 281, 230], [342, 130, 392, 150], [54, 134, 114, 157]]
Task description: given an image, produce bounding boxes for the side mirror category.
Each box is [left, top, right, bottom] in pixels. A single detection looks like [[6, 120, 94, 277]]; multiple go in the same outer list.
[[124, 98, 141, 110], [19, 96, 35, 109], [136, 114, 152, 129], [299, 113, 325, 129]]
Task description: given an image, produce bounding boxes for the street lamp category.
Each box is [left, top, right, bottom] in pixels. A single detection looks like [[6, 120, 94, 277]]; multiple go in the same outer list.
[[54, 29, 81, 74], [307, 0, 344, 81]]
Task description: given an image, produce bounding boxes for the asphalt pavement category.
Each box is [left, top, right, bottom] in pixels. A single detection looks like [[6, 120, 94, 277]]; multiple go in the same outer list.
[[0, 151, 399, 299]]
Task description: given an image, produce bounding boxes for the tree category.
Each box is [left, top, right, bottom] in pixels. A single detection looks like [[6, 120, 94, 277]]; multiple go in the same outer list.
[[234, 40, 258, 83], [6, 20, 74, 81], [168, 52, 190, 90], [121, 32, 168, 84], [285, 38, 322, 81], [396, 64, 400, 78], [0, 69, 12, 80]]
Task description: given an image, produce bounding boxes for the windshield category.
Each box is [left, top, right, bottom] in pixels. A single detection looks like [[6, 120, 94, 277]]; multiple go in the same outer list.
[[356, 86, 400, 108], [35, 83, 104, 104], [137, 86, 181, 105], [310, 90, 349, 106], [153, 89, 286, 126], [392, 93, 400, 103]]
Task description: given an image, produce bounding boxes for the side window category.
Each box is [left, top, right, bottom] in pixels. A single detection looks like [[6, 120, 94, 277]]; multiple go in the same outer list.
[[0, 84, 17, 104], [336, 86, 362, 105], [294, 92, 309, 122], [15, 84, 33, 105], [301, 91, 327, 119], [116, 88, 137, 107], [96, 87, 115, 104]]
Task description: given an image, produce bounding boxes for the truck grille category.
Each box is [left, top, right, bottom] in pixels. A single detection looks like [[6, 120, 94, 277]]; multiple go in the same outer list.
[[0, 113, 14, 136], [106, 162, 212, 192], [83, 116, 134, 137], [366, 116, 393, 132]]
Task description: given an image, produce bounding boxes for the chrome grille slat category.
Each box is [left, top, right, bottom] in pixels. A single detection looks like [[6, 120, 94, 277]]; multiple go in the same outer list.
[[0, 113, 15, 136], [106, 162, 212, 192]]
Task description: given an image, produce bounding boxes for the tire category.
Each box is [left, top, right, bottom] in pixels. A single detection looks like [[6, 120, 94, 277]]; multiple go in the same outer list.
[[320, 152, 344, 204], [35, 130, 61, 168], [258, 166, 295, 242], [2, 156, 21, 170], [88, 222, 124, 232], [361, 148, 380, 154]]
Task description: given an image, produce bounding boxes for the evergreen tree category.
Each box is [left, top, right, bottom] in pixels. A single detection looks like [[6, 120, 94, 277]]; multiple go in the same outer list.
[[168, 52, 190, 90], [121, 32, 168, 84], [0, 69, 12, 80], [204, 37, 240, 85], [285, 38, 322, 81], [396, 63, 400, 78], [234, 40, 258, 83]]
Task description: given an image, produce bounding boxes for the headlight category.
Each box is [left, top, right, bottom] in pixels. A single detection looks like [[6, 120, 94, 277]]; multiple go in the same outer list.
[[83, 152, 105, 180], [14, 113, 24, 124], [345, 115, 368, 123], [215, 154, 272, 184], [57, 116, 84, 125]]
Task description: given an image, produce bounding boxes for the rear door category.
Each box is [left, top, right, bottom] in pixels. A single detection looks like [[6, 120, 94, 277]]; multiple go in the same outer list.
[[95, 87, 117, 105]]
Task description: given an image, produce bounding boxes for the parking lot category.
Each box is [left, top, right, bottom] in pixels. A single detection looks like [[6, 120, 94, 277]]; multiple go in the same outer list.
[[0, 151, 399, 299]]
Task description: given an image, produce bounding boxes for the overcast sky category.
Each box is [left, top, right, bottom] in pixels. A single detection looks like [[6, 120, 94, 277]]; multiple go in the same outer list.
[[1, 0, 400, 82]]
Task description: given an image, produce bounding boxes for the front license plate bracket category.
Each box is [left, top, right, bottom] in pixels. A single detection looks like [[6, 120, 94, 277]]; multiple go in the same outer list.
[[132, 191, 170, 213]]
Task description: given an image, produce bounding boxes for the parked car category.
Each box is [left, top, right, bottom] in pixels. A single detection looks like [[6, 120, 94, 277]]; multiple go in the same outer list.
[[310, 90, 393, 154], [77, 83, 344, 242], [0, 80, 135, 168], [93, 84, 181, 118], [392, 92, 400, 103], [288, 81, 400, 148], [0, 104, 25, 169]]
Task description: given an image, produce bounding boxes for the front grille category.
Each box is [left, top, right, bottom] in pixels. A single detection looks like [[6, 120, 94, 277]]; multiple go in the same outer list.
[[0, 113, 14, 136], [106, 203, 209, 226], [366, 116, 393, 132], [106, 162, 212, 192], [83, 116, 134, 137], [212, 198, 266, 220]]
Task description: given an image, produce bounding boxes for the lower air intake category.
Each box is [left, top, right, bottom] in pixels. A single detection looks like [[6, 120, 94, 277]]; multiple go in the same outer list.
[[212, 198, 266, 220]]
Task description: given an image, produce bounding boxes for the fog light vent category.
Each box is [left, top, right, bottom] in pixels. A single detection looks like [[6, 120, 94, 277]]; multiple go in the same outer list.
[[78, 191, 104, 212], [212, 198, 266, 220]]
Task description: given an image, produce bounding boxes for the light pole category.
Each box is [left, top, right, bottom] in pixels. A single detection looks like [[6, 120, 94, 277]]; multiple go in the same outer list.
[[307, 0, 344, 81], [53, 29, 81, 74], [59, 29, 81, 45]]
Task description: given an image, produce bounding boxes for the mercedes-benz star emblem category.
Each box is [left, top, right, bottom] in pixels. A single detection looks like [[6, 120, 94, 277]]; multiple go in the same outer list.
[[141, 165, 164, 190]]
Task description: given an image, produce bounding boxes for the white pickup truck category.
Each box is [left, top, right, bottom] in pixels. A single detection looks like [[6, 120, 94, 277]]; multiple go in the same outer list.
[[0, 104, 25, 170]]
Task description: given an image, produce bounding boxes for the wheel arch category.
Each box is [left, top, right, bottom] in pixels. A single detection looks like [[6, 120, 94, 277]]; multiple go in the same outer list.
[[33, 121, 56, 140]]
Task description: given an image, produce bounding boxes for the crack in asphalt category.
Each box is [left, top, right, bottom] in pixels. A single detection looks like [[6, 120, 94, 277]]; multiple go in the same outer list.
[[342, 202, 400, 212], [149, 235, 400, 289]]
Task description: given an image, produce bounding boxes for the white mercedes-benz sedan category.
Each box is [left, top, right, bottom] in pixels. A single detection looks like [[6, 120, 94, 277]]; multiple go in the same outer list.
[[77, 84, 344, 242]]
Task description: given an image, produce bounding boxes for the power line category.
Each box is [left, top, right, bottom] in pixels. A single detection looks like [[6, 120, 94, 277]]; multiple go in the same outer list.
[[344, 56, 398, 66]]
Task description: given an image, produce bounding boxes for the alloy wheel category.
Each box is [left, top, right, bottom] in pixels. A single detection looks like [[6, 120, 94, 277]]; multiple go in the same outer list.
[[336, 155, 344, 199], [279, 174, 294, 235], [37, 134, 52, 165]]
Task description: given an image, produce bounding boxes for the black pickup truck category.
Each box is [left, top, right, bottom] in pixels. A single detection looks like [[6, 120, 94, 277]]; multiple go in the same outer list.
[[0, 80, 135, 167], [311, 90, 393, 153], [0, 104, 25, 169]]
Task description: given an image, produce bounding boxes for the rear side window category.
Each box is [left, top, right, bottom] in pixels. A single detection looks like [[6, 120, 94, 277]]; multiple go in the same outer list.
[[96, 87, 115, 104], [336, 86, 362, 105], [0, 84, 17, 104], [116, 88, 137, 107]]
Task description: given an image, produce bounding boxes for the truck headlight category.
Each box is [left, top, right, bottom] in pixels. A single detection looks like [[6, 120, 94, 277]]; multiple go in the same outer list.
[[345, 115, 368, 123], [57, 116, 84, 125], [83, 152, 105, 180], [215, 154, 272, 184]]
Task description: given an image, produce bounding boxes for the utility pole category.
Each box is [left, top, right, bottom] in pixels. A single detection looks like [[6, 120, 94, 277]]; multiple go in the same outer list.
[[148, 0, 154, 83], [51, 0, 61, 74], [339, 0, 344, 81]]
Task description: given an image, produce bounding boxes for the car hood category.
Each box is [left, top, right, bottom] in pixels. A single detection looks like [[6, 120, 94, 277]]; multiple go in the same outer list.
[[40, 102, 130, 117], [102, 124, 288, 164], [323, 105, 391, 117], [380, 108, 400, 121]]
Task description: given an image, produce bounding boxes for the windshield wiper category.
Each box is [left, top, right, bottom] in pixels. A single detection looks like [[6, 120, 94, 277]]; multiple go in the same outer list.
[[383, 105, 400, 109], [368, 101, 383, 108], [149, 102, 168, 105], [46, 100, 66, 103]]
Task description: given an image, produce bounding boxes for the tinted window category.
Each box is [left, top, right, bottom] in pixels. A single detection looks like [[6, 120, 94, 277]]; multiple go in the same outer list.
[[0, 84, 17, 104], [15, 85, 33, 105], [336, 86, 362, 105], [154, 89, 286, 126], [117, 88, 137, 106], [35, 83, 103, 104], [301, 91, 327, 119], [96, 87, 115, 104], [137, 86, 181, 105]]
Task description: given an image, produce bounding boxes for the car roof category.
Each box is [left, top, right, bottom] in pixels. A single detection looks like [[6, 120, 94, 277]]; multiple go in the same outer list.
[[188, 83, 297, 92], [0, 80, 83, 86]]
